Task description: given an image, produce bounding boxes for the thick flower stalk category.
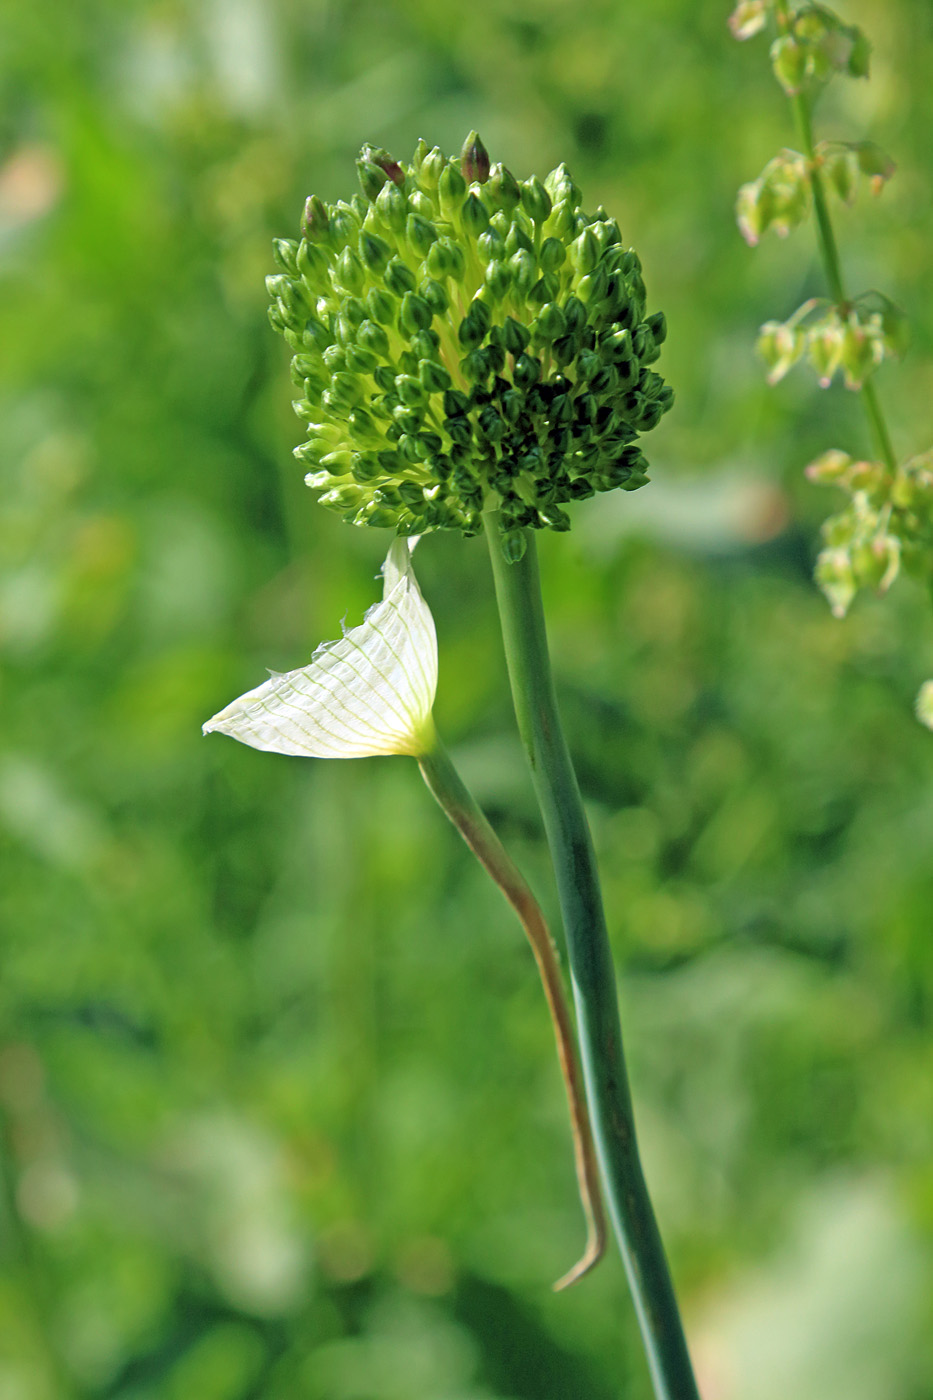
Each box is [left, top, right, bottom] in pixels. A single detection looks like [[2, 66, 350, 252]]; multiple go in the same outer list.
[[266, 133, 672, 558]]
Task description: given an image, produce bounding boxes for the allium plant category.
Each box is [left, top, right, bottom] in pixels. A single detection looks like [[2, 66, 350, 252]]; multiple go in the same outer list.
[[207, 134, 699, 1400], [730, 0, 933, 725]]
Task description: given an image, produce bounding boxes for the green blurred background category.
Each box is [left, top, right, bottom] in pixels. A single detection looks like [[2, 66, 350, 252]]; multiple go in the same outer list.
[[2, 1, 933, 1396]]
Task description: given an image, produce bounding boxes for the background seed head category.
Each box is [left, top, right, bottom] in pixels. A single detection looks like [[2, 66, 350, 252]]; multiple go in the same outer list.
[[268, 135, 673, 538]]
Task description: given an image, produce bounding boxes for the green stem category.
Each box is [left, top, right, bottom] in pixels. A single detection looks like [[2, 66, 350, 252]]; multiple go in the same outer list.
[[418, 734, 607, 1290], [788, 81, 899, 474], [483, 518, 700, 1400]]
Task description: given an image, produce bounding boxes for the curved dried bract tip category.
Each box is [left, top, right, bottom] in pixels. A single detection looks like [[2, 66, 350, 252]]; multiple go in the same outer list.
[[460, 130, 490, 184], [553, 1224, 606, 1292], [203, 540, 437, 759]]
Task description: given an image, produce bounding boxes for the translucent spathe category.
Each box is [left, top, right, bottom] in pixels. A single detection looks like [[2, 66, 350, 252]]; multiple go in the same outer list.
[[203, 540, 437, 758]]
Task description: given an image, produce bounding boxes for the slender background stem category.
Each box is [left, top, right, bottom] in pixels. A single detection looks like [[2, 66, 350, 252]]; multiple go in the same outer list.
[[776, 1, 899, 474], [484, 517, 700, 1400]]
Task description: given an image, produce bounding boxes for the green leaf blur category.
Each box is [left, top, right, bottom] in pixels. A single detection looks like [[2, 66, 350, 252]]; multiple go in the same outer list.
[[1, 2, 932, 1397]]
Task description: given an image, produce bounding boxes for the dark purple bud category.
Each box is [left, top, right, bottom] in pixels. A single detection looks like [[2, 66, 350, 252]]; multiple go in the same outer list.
[[359, 143, 405, 187], [461, 130, 491, 184]]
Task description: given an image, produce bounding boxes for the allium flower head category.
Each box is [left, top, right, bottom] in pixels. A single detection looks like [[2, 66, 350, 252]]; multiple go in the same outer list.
[[266, 133, 673, 551]]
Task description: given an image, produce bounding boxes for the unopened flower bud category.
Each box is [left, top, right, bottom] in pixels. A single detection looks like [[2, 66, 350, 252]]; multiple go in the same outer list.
[[544, 163, 581, 208], [521, 176, 552, 224], [461, 130, 491, 184], [570, 228, 600, 276], [375, 180, 408, 233], [334, 247, 365, 295], [360, 231, 392, 275], [399, 291, 433, 335], [461, 192, 489, 238], [359, 144, 405, 186], [302, 195, 331, 243], [357, 158, 388, 202], [384, 257, 416, 297], [438, 163, 467, 218], [487, 163, 522, 213], [272, 238, 299, 276], [406, 213, 437, 257]]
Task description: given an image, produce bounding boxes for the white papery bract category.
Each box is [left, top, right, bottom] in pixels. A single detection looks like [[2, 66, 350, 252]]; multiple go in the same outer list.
[[203, 540, 437, 758]]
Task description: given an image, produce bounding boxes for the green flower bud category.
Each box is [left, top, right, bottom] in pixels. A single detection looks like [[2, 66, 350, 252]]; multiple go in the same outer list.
[[375, 180, 408, 234], [406, 213, 437, 257], [513, 353, 541, 390], [395, 373, 426, 407], [478, 228, 506, 262], [570, 228, 600, 275], [509, 249, 537, 298], [365, 286, 396, 325], [461, 131, 491, 184], [272, 238, 300, 276], [334, 247, 365, 295], [461, 192, 489, 237], [325, 372, 364, 410], [539, 237, 566, 273], [419, 277, 449, 316], [302, 195, 331, 243], [360, 232, 392, 275], [484, 261, 511, 301], [421, 359, 451, 393], [544, 163, 582, 207], [399, 291, 433, 335], [357, 319, 390, 356], [645, 311, 667, 345], [521, 176, 552, 224], [357, 158, 388, 202], [438, 163, 467, 218], [545, 200, 576, 243], [487, 163, 522, 213], [534, 303, 567, 341], [502, 317, 531, 356], [331, 203, 359, 244], [419, 146, 446, 191], [426, 238, 465, 281], [384, 257, 416, 297], [505, 222, 533, 256]]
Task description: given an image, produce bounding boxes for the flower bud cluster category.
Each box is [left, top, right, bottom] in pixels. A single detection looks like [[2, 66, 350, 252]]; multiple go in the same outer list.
[[807, 448, 933, 617], [738, 140, 895, 247], [736, 150, 810, 246], [758, 297, 904, 391], [729, 2, 870, 90], [266, 134, 672, 541], [769, 7, 870, 95]]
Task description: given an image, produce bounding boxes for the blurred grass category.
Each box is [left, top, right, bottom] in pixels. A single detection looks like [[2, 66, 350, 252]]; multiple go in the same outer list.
[[1, 1, 932, 1396]]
